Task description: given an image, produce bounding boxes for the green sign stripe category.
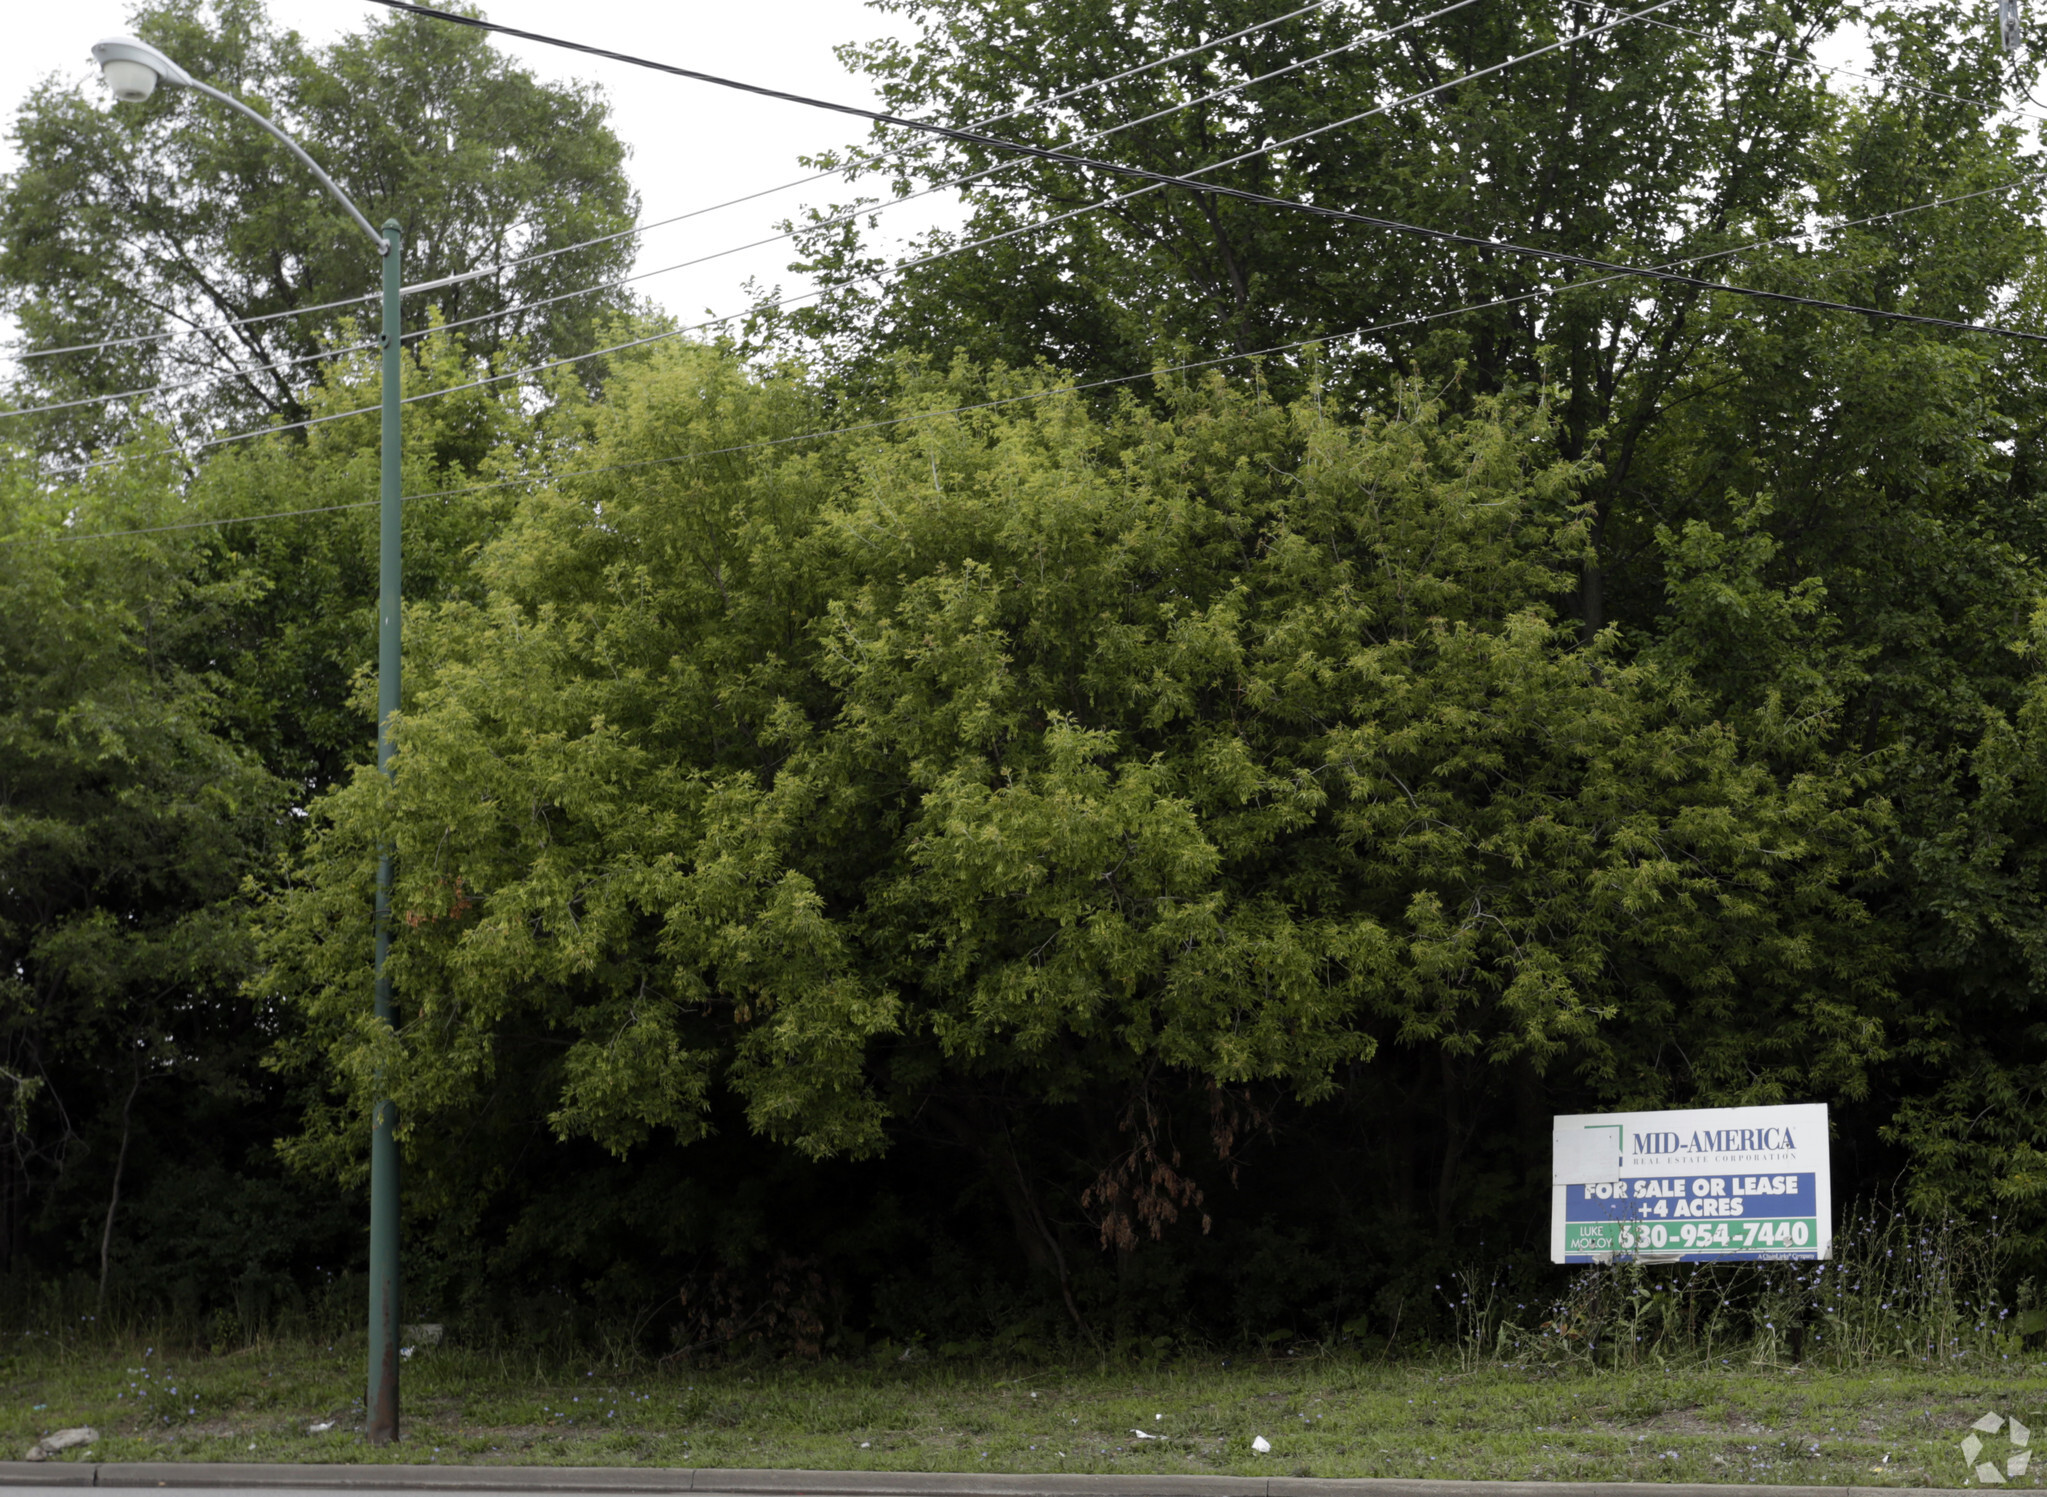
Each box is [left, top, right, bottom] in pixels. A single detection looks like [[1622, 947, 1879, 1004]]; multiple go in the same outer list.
[[1564, 1217, 1818, 1252]]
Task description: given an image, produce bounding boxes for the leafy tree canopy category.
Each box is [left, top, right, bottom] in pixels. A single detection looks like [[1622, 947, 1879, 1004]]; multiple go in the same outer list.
[[0, 455, 288, 1272], [261, 345, 1892, 1248], [0, 0, 638, 458]]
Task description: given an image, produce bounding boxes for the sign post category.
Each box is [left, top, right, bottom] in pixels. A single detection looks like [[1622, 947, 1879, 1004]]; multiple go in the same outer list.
[[1551, 1103, 1830, 1263]]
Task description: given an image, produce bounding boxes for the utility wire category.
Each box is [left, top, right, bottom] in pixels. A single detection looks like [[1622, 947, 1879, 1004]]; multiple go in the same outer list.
[[360, 0, 2047, 342], [6, 0, 1357, 364], [0, 336, 382, 421], [36, 0, 2047, 476], [17, 0, 2031, 372], [26, 157, 2047, 546], [2, 0, 1478, 421], [9, 287, 410, 363], [16, 0, 1695, 457], [0, 293, 1597, 547], [16, 0, 1712, 476], [18, 127, 2036, 434]]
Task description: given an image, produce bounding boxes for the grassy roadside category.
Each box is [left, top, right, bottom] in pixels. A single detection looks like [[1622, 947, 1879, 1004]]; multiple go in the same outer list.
[[5, 1338, 2046, 1485]]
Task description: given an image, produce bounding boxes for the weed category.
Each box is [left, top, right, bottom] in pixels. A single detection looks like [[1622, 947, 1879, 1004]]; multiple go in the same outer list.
[[1473, 1203, 2017, 1374]]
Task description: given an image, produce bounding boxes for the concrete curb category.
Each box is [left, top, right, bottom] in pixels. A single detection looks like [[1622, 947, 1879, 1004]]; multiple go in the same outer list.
[[0, 1466, 1971, 1497]]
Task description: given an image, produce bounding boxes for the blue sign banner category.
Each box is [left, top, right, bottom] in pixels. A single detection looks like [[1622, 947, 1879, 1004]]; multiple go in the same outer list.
[[1571, 1173, 1818, 1221]]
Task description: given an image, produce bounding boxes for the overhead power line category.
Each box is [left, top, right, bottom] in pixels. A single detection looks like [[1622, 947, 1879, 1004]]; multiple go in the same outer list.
[[2, 0, 1480, 420], [22, 0, 1694, 450], [10, 288, 403, 363], [372, 0, 2039, 356], [18, 0, 2030, 381], [31, 131, 2047, 486], [32, 0, 2047, 475], [36, 171, 2047, 550], [357, 0, 2047, 343], [5, 0, 1360, 364], [9, 0, 1716, 473], [29, 149, 2047, 548], [1, 336, 381, 421], [0, 0, 1473, 415]]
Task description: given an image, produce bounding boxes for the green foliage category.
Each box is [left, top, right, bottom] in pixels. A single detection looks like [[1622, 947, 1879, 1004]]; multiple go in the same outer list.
[[1877, 600, 2047, 1222], [0, 0, 637, 455], [798, 0, 2039, 426], [11, 0, 2047, 1341], [189, 322, 541, 789], [0, 315, 545, 1302], [0, 453, 289, 1278], [1619, 227, 2047, 1253], [261, 349, 1891, 1260]]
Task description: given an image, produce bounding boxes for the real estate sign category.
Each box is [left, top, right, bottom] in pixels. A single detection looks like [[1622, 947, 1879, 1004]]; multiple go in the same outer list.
[[1551, 1103, 1831, 1263]]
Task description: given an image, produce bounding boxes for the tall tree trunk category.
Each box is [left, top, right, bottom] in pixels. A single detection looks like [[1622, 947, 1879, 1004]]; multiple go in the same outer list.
[[96, 1065, 142, 1318]]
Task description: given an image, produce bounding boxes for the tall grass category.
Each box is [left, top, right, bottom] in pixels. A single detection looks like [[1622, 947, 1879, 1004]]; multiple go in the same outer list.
[[9, 1203, 2032, 1378], [1456, 1204, 2024, 1372], [0, 1266, 688, 1378]]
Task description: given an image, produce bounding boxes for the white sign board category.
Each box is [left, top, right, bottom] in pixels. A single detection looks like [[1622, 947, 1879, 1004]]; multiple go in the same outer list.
[[1551, 1103, 1830, 1263]]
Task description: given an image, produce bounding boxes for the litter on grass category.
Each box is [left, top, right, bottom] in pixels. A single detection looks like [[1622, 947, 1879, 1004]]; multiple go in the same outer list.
[[23, 1427, 98, 1462]]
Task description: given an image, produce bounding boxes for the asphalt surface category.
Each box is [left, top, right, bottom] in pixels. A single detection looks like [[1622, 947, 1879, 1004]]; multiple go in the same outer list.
[[0, 1466, 1966, 1497]]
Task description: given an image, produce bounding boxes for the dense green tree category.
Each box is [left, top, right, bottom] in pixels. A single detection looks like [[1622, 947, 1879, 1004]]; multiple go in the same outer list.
[[1875, 592, 2047, 1223], [0, 0, 635, 1317], [787, 0, 2042, 625], [0, 320, 555, 1304], [788, 0, 2047, 1256], [0, 452, 290, 1287], [1602, 232, 2047, 1249], [14, 0, 2047, 1338], [259, 344, 1891, 1323], [188, 323, 547, 792], [0, 0, 637, 459]]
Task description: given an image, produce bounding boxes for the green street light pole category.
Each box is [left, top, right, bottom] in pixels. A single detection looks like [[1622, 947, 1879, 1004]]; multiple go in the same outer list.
[[369, 215, 405, 1447], [92, 35, 406, 1447]]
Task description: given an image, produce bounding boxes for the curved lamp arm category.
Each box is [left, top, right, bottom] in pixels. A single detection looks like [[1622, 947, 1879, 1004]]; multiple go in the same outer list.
[[91, 36, 389, 257], [184, 77, 389, 255]]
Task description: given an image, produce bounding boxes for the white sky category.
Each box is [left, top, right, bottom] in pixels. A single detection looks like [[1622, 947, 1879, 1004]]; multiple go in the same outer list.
[[1, 0, 970, 342]]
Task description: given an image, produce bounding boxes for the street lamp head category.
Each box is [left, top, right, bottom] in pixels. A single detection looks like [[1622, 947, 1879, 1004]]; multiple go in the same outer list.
[[86, 35, 388, 255], [90, 36, 192, 103]]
